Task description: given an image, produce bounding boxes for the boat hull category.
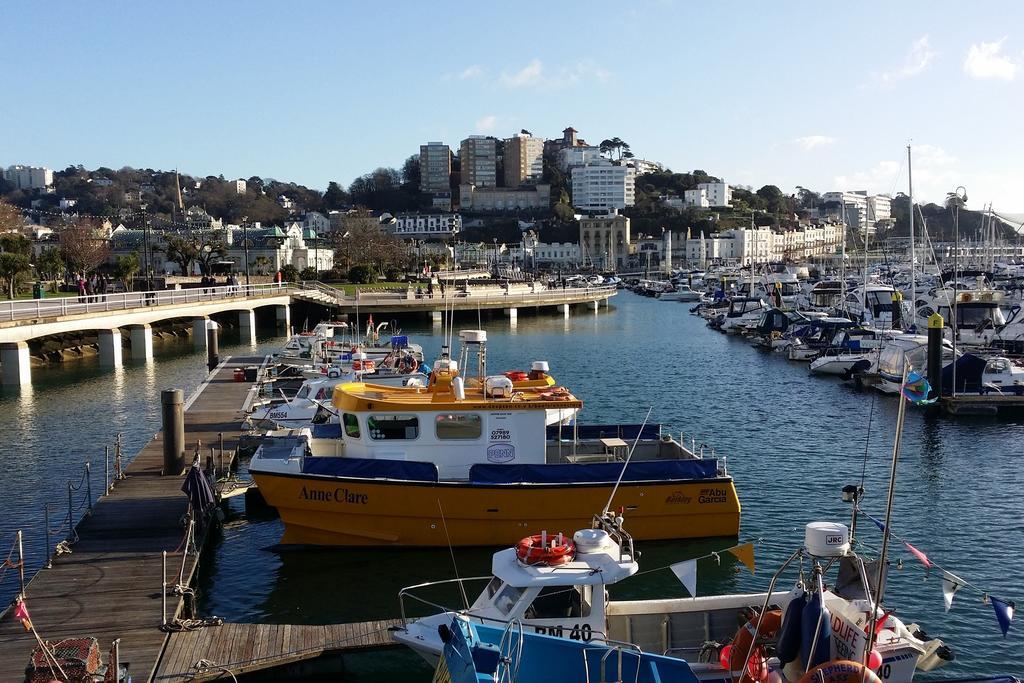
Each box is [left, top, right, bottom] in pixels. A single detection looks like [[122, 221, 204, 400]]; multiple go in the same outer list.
[[250, 471, 741, 547]]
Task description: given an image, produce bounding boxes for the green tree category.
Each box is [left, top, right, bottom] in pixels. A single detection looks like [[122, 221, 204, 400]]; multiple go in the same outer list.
[[162, 232, 226, 275], [279, 264, 299, 282], [323, 181, 348, 210], [599, 137, 632, 161], [252, 256, 272, 275], [0, 232, 31, 257], [299, 266, 318, 280], [0, 252, 32, 299], [347, 264, 374, 284], [115, 252, 140, 291], [0, 200, 23, 233], [36, 248, 65, 281]]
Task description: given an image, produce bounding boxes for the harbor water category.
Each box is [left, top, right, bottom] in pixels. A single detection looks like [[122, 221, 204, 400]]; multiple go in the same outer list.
[[1, 293, 1020, 679]]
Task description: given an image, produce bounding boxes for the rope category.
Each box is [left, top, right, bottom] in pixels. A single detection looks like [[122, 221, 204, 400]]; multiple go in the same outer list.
[[192, 658, 238, 683], [160, 616, 225, 633]]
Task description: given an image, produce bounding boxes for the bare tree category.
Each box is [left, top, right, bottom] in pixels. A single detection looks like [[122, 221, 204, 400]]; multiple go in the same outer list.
[[59, 218, 110, 275]]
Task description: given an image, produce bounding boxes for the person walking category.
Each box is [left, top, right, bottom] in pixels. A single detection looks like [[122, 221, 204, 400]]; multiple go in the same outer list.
[[77, 273, 87, 303]]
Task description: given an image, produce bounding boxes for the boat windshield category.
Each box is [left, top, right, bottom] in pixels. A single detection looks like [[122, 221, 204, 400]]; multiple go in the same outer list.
[[779, 282, 801, 296], [954, 305, 1005, 327], [493, 584, 527, 616], [296, 386, 310, 399]]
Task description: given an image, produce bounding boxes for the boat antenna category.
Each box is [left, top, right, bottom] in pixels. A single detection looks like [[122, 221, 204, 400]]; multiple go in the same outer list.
[[602, 406, 653, 517], [437, 499, 470, 610]]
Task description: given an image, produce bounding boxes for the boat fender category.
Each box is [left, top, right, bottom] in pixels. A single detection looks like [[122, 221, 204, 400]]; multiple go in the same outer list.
[[776, 591, 805, 665], [800, 592, 832, 670], [728, 609, 782, 683], [797, 660, 881, 683]]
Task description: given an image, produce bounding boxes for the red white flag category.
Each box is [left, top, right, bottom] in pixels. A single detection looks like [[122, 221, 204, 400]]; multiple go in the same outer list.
[[904, 541, 931, 568]]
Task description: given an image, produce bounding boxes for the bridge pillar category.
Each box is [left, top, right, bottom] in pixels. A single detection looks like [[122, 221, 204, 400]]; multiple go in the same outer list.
[[431, 310, 443, 326], [127, 324, 153, 361], [97, 328, 123, 368], [505, 307, 518, 319], [1, 342, 31, 386], [558, 303, 570, 318], [192, 317, 209, 351], [275, 304, 291, 332], [239, 309, 256, 346], [589, 300, 599, 312]]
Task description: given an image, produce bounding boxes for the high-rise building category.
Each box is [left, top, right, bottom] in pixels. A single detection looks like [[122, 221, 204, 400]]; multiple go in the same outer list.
[[5, 165, 53, 191], [419, 142, 452, 193], [503, 133, 544, 187], [570, 161, 636, 213], [459, 136, 497, 188]]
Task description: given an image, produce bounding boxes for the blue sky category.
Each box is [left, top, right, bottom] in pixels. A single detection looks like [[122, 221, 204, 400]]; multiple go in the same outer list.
[[3, 1, 1023, 209]]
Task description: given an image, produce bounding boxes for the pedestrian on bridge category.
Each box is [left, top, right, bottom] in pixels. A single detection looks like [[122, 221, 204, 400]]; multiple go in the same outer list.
[[77, 273, 86, 303]]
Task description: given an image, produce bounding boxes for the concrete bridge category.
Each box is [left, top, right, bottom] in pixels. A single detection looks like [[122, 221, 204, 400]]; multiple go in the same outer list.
[[0, 283, 292, 385], [291, 281, 617, 322]]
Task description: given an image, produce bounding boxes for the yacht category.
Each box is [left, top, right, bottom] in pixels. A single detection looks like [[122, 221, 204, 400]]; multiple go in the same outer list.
[[718, 297, 767, 335], [659, 283, 703, 302], [808, 327, 899, 377]]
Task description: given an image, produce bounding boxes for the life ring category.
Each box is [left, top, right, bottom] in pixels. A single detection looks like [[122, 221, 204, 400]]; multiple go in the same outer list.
[[728, 609, 782, 683], [353, 359, 375, 372], [399, 357, 419, 374], [797, 660, 882, 683], [505, 371, 529, 382], [516, 533, 576, 566]]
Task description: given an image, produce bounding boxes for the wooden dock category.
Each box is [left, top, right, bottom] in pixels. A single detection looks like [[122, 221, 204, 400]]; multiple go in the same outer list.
[[153, 619, 402, 681], [0, 356, 261, 682]]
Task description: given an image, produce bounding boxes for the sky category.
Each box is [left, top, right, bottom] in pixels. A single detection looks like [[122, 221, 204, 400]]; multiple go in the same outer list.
[[3, 1, 1023, 210]]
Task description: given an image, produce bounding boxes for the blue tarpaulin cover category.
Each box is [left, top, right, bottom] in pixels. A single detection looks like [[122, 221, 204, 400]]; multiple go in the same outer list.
[[469, 459, 719, 485], [302, 456, 439, 482], [546, 423, 662, 441]]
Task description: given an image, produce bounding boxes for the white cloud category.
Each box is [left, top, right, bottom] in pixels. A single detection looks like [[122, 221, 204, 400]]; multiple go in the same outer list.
[[475, 115, 497, 133], [964, 38, 1019, 80], [877, 35, 936, 84], [498, 59, 611, 89], [458, 65, 485, 80], [793, 135, 837, 151], [834, 144, 959, 205]]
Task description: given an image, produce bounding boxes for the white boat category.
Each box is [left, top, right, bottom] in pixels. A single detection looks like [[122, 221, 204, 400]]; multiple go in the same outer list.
[[659, 284, 702, 302], [872, 334, 959, 394], [809, 327, 899, 377], [719, 297, 767, 334], [917, 289, 1005, 348], [394, 514, 953, 681]]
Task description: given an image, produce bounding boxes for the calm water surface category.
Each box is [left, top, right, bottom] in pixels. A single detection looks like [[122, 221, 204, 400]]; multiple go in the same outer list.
[[1, 293, 1020, 679]]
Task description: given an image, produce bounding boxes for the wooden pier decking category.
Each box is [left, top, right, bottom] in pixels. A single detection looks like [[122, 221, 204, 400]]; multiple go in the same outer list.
[[0, 356, 260, 682], [153, 619, 402, 681]]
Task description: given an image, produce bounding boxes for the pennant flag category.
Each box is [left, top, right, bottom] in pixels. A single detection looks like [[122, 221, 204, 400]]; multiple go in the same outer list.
[[13, 598, 31, 632], [901, 371, 937, 405], [863, 511, 886, 533], [903, 541, 931, 568], [991, 597, 1015, 637], [728, 543, 756, 574], [669, 560, 697, 597], [941, 571, 965, 612]]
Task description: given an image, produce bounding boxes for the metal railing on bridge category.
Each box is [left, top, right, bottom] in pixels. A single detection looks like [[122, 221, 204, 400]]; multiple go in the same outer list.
[[0, 282, 292, 323], [296, 281, 617, 306]]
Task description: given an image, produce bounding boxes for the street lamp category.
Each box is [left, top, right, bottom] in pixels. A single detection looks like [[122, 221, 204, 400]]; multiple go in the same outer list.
[[241, 216, 250, 286], [140, 202, 152, 291]]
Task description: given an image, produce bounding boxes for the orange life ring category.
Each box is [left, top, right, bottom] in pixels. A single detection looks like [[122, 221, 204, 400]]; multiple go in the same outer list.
[[798, 660, 882, 683], [728, 609, 782, 683], [353, 359, 375, 372], [505, 371, 529, 382], [515, 533, 576, 566]]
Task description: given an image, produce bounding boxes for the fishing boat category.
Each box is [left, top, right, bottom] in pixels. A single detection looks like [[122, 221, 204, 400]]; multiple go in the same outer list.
[[394, 512, 954, 681], [247, 333, 740, 547]]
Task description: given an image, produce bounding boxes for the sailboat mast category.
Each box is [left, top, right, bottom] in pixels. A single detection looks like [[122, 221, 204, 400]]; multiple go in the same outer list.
[[907, 146, 916, 317], [839, 204, 848, 313]]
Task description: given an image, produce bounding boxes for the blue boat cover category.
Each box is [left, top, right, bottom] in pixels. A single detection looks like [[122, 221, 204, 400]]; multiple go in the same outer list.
[[391, 335, 409, 348], [469, 459, 719, 485], [311, 423, 343, 439], [546, 423, 662, 441], [302, 456, 439, 482], [940, 353, 989, 394]]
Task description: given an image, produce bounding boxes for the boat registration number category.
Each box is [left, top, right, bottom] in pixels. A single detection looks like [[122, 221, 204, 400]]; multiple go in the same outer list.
[[533, 623, 593, 641]]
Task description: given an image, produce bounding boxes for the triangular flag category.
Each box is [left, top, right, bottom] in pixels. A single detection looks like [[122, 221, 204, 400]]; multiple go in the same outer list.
[[669, 559, 697, 597], [941, 571, 965, 612], [728, 543, 755, 574], [862, 510, 886, 532], [904, 541, 931, 568], [991, 597, 1015, 637], [13, 598, 31, 632]]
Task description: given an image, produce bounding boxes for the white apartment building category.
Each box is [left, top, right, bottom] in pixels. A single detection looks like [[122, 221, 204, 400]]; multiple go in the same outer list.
[[557, 145, 603, 171], [301, 211, 331, 235], [419, 142, 452, 193], [234, 179, 247, 194], [509, 241, 580, 266], [681, 222, 843, 265], [867, 194, 892, 223], [824, 190, 891, 235], [459, 136, 497, 187], [684, 188, 709, 208], [697, 181, 732, 207], [504, 133, 545, 187], [385, 213, 462, 238], [630, 159, 664, 176], [571, 161, 636, 213], [5, 165, 54, 191]]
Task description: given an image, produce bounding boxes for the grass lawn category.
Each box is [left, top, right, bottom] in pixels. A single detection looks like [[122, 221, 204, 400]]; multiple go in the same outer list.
[[325, 282, 409, 295]]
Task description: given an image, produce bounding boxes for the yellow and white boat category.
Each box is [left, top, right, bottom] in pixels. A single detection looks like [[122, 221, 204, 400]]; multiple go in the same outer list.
[[249, 331, 741, 547]]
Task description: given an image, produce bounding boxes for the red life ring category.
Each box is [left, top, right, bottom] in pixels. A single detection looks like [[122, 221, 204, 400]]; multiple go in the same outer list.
[[505, 370, 529, 382], [515, 533, 576, 566], [728, 610, 782, 683], [798, 660, 882, 683]]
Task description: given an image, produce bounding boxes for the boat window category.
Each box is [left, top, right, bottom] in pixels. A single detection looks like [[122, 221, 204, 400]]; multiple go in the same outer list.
[[315, 388, 330, 400], [296, 386, 310, 399], [343, 413, 361, 439], [483, 576, 504, 600], [436, 414, 482, 440], [494, 584, 526, 616], [524, 586, 589, 620], [367, 415, 419, 440]]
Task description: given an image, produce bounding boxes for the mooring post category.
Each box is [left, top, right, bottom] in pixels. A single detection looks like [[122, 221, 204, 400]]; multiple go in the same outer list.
[[161, 550, 167, 627], [104, 445, 110, 494], [17, 529, 25, 596], [85, 462, 92, 515], [206, 320, 220, 371], [927, 312, 944, 401], [115, 432, 123, 479], [161, 389, 185, 475], [44, 506, 51, 568]]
